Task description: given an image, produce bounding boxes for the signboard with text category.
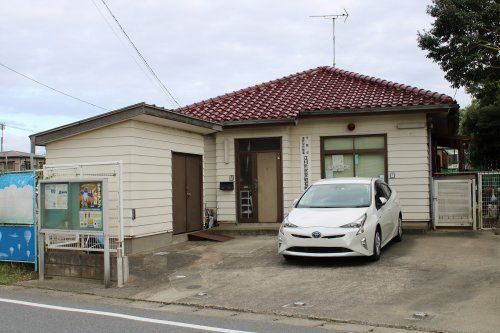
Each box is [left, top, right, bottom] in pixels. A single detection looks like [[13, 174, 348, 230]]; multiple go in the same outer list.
[[299, 136, 311, 191]]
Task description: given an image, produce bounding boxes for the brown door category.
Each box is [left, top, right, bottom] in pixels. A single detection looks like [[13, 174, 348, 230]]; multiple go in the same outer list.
[[172, 153, 202, 234], [257, 152, 279, 222]]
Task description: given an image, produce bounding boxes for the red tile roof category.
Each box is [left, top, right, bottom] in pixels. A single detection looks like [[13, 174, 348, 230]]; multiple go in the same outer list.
[[175, 66, 456, 123]]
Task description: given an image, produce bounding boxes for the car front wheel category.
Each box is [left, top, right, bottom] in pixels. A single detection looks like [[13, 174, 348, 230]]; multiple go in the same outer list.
[[370, 229, 381, 261], [394, 216, 403, 242]]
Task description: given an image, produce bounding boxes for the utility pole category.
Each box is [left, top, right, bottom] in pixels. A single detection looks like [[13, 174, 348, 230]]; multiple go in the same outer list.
[[0, 123, 6, 170], [0, 123, 4, 153], [310, 9, 349, 67]]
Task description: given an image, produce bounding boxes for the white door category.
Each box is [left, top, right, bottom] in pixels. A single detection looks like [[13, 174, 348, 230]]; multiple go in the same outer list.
[[434, 179, 475, 227]]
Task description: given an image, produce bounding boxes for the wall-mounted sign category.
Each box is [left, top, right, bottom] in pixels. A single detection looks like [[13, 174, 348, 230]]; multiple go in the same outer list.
[[300, 136, 311, 191]]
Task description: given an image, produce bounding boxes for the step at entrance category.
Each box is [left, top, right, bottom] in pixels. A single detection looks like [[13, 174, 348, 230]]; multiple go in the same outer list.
[[188, 231, 234, 242]]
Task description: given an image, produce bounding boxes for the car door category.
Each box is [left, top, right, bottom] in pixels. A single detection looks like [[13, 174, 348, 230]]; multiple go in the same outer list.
[[374, 181, 391, 244], [381, 183, 398, 238]]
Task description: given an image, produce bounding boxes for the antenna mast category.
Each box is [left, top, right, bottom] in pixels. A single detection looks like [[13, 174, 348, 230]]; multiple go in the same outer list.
[[310, 9, 349, 67]]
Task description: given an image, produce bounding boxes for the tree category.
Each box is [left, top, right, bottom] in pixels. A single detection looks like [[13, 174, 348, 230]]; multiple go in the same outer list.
[[417, 0, 499, 99], [460, 96, 500, 169], [418, 0, 500, 169]]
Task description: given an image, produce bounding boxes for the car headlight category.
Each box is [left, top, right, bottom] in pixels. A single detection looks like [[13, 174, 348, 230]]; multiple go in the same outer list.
[[341, 213, 367, 235], [281, 217, 298, 229]]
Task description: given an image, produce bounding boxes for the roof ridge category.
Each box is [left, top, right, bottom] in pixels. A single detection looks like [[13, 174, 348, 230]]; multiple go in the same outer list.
[[324, 67, 454, 103], [175, 66, 327, 112]]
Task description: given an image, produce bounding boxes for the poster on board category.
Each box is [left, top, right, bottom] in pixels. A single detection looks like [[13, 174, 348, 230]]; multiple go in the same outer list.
[[79, 182, 103, 229], [44, 184, 68, 210]]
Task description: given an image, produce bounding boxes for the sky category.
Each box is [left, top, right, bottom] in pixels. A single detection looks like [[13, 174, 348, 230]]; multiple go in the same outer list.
[[0, 0, 471, 154]]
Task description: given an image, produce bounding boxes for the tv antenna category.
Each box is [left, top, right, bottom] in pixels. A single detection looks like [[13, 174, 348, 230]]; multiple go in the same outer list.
[[310, 9, 349, 67]]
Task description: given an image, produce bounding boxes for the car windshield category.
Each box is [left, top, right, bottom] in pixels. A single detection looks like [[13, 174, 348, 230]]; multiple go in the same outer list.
[[296, 183, 371, 208]]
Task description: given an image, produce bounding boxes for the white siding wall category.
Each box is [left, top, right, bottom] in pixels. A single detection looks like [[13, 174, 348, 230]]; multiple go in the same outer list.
[[45, 119, 206, 238], [214, 113, 430, 223]]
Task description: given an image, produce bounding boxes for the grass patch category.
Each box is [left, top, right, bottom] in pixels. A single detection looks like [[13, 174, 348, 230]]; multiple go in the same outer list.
[[0, 262, 36, 284]]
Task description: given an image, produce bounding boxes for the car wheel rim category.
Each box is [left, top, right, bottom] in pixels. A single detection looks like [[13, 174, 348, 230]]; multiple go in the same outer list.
[[375, 233, 381, 255]]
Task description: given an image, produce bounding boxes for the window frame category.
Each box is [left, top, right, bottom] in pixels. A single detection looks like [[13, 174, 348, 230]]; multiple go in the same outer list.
[[320, 134, 388, 181]]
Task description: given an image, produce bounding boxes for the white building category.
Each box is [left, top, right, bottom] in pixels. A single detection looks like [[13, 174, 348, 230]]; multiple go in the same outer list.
[[31, 67, 459, 254]]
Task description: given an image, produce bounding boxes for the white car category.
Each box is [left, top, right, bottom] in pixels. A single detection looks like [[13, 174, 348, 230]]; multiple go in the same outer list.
[[278, 178, 402, 261]]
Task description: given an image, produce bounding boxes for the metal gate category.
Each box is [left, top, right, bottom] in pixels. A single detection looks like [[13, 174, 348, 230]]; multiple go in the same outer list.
[[478, 172, 500, 229], [433, 179, 476, 228]]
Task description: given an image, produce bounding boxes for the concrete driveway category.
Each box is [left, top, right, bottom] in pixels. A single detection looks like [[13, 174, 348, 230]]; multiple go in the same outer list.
[[24, 231, 500, 333]]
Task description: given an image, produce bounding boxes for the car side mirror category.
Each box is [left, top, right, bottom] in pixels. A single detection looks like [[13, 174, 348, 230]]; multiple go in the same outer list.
[[378, 197, 388, 205]]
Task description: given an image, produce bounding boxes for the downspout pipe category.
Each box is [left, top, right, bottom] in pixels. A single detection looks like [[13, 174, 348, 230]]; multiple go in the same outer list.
[[427, 115, 435, 230]]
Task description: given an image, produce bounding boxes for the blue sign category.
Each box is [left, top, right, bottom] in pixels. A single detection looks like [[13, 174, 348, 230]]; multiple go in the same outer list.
[[0, 225, 37, 264]]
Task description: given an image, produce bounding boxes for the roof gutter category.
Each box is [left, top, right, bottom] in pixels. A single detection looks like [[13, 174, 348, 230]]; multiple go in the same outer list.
[[299, 104, 459, 118]]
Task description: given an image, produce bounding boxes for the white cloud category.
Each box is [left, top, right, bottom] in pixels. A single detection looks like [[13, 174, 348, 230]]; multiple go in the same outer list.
[[0, 184, 34, 224]]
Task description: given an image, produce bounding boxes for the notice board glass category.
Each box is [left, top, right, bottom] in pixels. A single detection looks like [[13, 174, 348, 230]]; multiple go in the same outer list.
[[40, 180, 105, 232]]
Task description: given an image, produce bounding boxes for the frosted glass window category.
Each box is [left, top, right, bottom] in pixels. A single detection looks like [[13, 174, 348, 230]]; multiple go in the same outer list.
[[354, 136, 385, 149], [324, 137, 353, 150], [324, 154, 354, 178], [355, 154, 385, 179]]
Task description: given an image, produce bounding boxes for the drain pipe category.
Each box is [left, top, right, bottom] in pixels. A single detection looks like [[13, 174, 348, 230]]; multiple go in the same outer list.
[[427, 115, 435, 230]]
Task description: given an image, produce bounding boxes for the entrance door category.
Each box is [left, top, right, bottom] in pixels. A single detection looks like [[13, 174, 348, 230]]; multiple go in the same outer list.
[[236, 138, 282, 223], [172, 153, 202, 234], [257, 152, 278, 222]]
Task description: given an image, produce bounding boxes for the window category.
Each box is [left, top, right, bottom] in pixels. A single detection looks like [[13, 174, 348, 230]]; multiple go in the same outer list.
[[322, 135, 386, 181], [374, 181, 386, 209], [380, 183, 392, 199], [297, 183, 371, 208]]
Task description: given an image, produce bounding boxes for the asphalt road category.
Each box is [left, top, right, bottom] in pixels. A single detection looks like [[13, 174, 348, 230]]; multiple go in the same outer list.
[[0, 287, 335, 333]]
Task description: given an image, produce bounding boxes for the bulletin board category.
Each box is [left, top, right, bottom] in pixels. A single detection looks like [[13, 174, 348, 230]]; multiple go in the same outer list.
[[40, 179, 107, 232]]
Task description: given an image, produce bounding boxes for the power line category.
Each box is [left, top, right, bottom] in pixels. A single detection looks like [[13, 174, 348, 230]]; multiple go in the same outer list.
[[89, 0, 161, 92], [98, 0, 180, 107], [0, 122, 35, 133], [0, 62, 111, 112]]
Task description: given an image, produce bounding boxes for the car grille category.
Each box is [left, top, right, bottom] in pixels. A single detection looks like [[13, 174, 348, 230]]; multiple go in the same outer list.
[[291, 234, 311, 238], [291, 234, 345, 239], [322, 234, 345, 239], [286, 247, 353, 254]]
